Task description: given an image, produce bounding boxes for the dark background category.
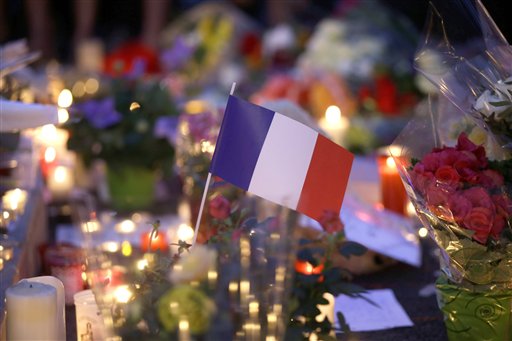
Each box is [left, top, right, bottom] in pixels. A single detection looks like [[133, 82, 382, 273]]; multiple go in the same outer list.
[[0, 0, 510, 62]]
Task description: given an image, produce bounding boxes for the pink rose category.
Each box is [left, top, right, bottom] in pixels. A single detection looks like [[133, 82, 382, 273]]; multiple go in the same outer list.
[[437, 148, 460, 167], [490, 215, 505, 240], [462, 187, 494, 210], [422, 153, 441, 171], [208, 195, 231, 220], [434, 165, 461, 188], [456, 133, 488, 167], [478, 169, 504, 190], [463, 207, 494, 244], [448, 194, 472, 223], [456, 132, 478, 152], [492, 194, 512, 217], [425, 183, 452, 207], [411, 165, 434, 194], [318, 210, 344, 234]]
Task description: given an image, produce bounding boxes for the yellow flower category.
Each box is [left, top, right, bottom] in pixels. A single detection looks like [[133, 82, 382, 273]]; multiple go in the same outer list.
[[468, 126, 487, 146]]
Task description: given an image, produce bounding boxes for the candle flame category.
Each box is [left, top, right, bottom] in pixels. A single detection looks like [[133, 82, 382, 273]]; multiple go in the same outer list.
[[114, 285, 132, 303], [53, 166, 69, 183], [418, 227, 428, 238], [386, 156, 396, 168], [177, 223, 194, 242], [325, 105, 342, 124], [57, 108, 69, 123], [57, 89, 73, 108], [44, 147, 57, 163]]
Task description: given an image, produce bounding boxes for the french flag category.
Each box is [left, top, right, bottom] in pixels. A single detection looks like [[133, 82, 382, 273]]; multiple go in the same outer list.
[[210, 96, 354, 222]]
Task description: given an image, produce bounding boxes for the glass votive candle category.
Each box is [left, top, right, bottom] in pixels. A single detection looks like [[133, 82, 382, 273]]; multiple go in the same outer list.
[[44, 245, 85, 305], [74, 289, 107, 341]]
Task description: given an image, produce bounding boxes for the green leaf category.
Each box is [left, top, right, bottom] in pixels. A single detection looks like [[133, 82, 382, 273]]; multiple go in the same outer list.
[[337, 312, 350, 334], [339, 242, 367, 258], [489, 101, 511, 107]]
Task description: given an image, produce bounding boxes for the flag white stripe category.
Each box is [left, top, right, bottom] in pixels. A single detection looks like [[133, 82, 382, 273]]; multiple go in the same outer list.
[[248, 113, 318, 209]]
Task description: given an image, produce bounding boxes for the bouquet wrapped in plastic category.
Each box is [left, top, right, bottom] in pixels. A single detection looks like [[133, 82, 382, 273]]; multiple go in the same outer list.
[[392, 1, 512, 340]]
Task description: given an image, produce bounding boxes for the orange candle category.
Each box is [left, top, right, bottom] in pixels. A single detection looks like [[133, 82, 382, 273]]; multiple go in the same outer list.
[[140, 230, 169, 252], [377, 155, 407, 215]]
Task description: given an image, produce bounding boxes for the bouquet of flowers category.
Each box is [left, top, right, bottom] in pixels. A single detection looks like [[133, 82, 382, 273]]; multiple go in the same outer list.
[[65, 75, 179, 210], [393, 1, 512, 339]]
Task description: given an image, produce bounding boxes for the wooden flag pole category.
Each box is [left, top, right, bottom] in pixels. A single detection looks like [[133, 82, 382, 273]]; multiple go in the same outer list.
[[192, 82, 237, 246]]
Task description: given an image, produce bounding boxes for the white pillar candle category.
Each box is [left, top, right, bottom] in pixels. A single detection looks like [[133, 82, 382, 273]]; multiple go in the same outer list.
[[28, 276, 66, 341], [74, 289, 106, 341], [6, 280, 58, 340]]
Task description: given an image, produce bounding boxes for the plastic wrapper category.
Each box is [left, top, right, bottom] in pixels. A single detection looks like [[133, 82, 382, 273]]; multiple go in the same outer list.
[[414, 0, 512, 152], [392, 1, 512, 339]]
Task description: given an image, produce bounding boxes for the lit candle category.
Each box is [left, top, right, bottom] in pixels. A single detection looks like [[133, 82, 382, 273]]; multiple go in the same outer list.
[[318, 105, 349, 146], [74, 289, 107, 341], [2, 188, 28, 214], [140, 230, 169, 252], [6, 280, 59, 340], [377, 155, 407, 215], [294, 260, 324, 276], [47, 165, 74, 198], [115, 219, 136, 234], [28, 276, 66, 340]]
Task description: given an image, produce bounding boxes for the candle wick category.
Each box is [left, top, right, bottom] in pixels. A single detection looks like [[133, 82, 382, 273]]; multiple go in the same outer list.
[[29, 284, 33, 288]]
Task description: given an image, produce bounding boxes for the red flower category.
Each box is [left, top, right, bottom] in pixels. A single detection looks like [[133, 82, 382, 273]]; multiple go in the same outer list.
[[462, 187, 494, 210], [463, 207, 494, 244], [318, 210, 344, 234], [478, 169, 504, 190], [103, 41, 160, 76], [490, 215, 505, 240], [375, 75, 398, 115], [493, 194, 512, 217], [208, 195, 231, 220], [435, 165, 461, 188], [448, 194, 472, 223]]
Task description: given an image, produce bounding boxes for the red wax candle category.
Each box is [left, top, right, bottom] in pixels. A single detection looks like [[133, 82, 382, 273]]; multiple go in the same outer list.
[[377, 155, 407, 215], [140, 230, 169, 252]]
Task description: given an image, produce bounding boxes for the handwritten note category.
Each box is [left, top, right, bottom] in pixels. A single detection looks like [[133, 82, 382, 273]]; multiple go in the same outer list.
[[335, 289, 413, 331]]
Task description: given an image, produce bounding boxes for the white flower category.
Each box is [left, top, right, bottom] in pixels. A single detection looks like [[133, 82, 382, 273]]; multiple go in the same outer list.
[[263, 24, 296, 56], [169, 245, 217, 284], [474, 79, 512, 117]]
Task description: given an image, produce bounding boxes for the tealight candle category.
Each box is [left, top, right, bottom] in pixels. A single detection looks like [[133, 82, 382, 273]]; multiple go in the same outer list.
[[6, 280, 59, 340], [377, 155, 407, 215], [74, 289, 106, 341]]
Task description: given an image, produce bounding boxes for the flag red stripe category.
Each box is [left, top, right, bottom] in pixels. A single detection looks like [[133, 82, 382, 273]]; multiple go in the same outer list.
[[296, 134, 354, 221]]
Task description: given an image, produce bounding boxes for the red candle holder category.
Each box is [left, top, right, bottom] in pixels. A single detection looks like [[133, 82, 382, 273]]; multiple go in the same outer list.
[[140, 230, 169, 252], [44, 244, 86, 305], [377, 155, 407, 215]]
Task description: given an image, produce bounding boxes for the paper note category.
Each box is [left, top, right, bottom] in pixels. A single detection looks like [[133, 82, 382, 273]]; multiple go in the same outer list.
[[340, 195, 421, 267], [335, 289, 414, 331]]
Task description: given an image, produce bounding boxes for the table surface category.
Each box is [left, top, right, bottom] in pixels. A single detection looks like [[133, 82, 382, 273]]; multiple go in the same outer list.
[[63, 239, 448, 341], [340, 238, 448, 341]]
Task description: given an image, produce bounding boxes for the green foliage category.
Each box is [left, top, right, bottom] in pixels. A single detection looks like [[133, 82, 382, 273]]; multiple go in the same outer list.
[[286, 235, 367, 340], [65, 77, 179, 170]]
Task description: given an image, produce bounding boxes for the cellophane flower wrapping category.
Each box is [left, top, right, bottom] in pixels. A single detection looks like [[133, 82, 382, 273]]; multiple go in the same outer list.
[[392, 1, 512, 339]]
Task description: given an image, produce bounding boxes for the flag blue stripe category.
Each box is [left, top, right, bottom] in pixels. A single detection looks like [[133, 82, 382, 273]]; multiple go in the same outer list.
[[210, 95, 275, 190]]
